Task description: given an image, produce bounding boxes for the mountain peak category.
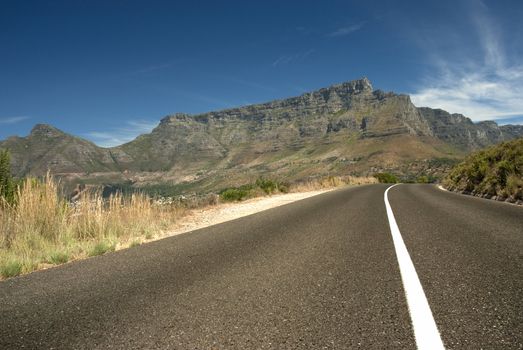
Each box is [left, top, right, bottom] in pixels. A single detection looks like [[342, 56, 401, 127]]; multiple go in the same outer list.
[[353, 76, 373, 91], [30, 124, 65, 138], [328, 77, 373, 94]]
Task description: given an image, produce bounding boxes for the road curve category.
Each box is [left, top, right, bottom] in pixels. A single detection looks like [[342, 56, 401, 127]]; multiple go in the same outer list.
[[0, 184, 521, 349]]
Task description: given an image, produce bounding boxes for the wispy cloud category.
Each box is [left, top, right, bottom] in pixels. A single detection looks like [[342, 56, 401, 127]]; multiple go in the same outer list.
[[272, 49, 315, 67], [0, 116, 29, 124], [326, 22, 366, 37], [410, 1, 523, 122], [85, 120, 159, 147]]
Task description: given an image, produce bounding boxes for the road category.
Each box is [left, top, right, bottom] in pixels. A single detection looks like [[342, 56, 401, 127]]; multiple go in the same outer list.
[[0, 184, 521, 349]]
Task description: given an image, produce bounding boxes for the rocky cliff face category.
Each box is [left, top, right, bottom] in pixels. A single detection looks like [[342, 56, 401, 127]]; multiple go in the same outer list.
[[418, 108, 523, 149], [116, 78, 436, 170], [1, 78, 522, 191]]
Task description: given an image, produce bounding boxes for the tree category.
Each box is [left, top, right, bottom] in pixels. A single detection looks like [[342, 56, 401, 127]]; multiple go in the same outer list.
[[0, 149, 15, 204]]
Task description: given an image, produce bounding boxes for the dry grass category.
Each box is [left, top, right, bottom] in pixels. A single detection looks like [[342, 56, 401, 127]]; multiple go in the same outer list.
[[290, 175, 377, 192], [0, 175, 184, 279], [0, 174, 376, 279]]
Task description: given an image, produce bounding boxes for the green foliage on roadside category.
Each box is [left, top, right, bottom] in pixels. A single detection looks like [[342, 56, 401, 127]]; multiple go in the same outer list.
[[219, 187, 252, 201], [373, 172, 399, 183], [255, 178, 279, 194], [415, 175, 438, 184], [47, 251, 70, 265], [219, 177, 290, 202], [0, 149, 17, 205], [89, 241, 116, 257], [0, 260, 22, 278], [443, 138, 523, 200]]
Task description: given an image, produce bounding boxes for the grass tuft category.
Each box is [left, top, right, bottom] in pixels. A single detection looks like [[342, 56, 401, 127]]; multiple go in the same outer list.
[[0, 260, 22, 278], [89, 241, 115, 257], [129, 240, 141, 248], [47, 251, 70, 265]]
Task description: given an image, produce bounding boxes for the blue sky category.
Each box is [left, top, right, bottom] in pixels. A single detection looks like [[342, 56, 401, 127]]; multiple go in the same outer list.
[[1, 0, 522, 147]]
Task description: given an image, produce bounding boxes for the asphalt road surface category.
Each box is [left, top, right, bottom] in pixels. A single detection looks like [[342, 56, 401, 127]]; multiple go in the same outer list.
[[1, 184, 521, 349]]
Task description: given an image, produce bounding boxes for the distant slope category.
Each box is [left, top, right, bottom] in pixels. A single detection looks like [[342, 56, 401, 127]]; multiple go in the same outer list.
[[419, 107, 523, 149], [0, 124, 123, 176], [443, 137, 523, 203], [1, 78, 523, 193]]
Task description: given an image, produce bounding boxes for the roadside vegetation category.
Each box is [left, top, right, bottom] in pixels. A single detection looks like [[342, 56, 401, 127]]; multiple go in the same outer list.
[[219, 178, 289, 202], [219, 175, 377, 202], [443, 138, 523, 202], [373, 172, 399, 183], [0, 147, 377, 279], [0, 170, 184, 279]]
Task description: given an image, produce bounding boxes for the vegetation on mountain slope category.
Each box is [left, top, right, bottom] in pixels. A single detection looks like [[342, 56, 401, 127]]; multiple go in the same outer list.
[[443, 138, 523, 202]]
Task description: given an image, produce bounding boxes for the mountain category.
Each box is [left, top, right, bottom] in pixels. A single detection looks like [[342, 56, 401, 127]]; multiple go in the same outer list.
[[1, 124, 119, 176], [1, 78, 523, 193]]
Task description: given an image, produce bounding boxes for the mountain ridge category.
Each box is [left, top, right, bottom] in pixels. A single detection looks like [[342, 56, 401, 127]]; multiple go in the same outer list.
[[1, 78, 522, 193]]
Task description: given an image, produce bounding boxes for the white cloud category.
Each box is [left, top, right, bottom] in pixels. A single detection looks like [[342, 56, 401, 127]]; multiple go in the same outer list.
[[0, 116, 29, 124], [85, 120, 159, 147], [326, 22, 365, 37], [272, 49, 315, 67], [410, 2, 523, 122]]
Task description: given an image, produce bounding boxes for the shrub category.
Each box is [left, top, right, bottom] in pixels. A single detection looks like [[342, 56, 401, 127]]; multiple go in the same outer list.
[[278, 181, 290, 193], [220, 187, 251, 202], [444, 138, 523, 199], [89, 241, 115, 257], [0, 260, 22, 278], [220, 178, 290, 201], [374, 173, 399, 183], [416, 175, 429, 183], [256, 178, 278, 194], [47, 251, 70, 265], [0, 149, 17, 205]]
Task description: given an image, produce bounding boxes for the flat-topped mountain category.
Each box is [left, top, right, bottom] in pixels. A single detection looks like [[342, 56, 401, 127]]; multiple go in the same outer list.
[[1, 78, 522, 192]]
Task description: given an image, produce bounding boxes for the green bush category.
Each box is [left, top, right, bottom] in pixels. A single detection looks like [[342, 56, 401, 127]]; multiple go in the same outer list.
[[47, 251, 70, 265], [444, 138, 523, 199], [0, 149, 17, 205], [374, 173, 399, 183], [0, 260, 22, 278], [89, 241, 115, 257], [220, 187, 251, 202], [219, 177, 290, 201], [256, 178, 279, 194], [416, 175, 438, 184]]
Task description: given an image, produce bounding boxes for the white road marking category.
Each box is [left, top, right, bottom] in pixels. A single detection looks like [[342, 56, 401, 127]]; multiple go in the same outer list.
[[384, 184, 445, 350]]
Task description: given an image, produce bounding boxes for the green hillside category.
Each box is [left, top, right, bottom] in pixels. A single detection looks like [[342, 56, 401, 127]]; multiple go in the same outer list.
[[443, 138, 523, 202]]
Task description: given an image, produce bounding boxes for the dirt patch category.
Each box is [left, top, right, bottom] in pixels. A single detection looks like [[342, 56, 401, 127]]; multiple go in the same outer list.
[[161, 189, 333, 238]]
